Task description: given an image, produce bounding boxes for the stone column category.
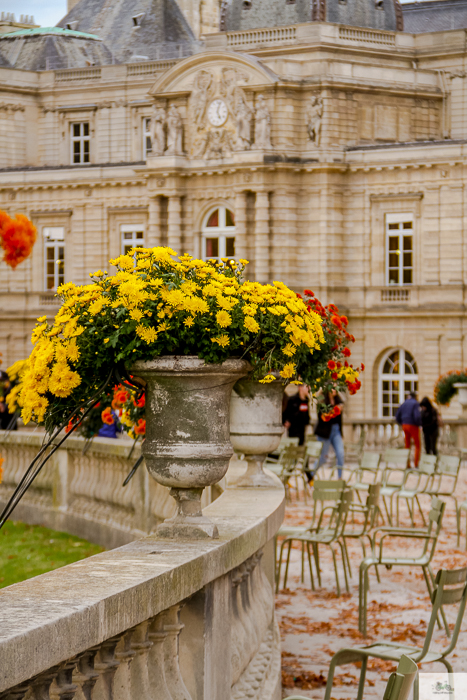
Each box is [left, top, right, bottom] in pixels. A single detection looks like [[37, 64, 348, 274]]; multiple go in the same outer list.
[[254, 191, 270, 283], [168, 196, 182, 253], [147, 196, 161, 247], [234, 191, 248, 262]]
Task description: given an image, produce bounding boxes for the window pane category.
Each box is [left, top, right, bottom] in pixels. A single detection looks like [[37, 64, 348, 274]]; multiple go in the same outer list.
[[226, 209, 235, 227], [389, 253, 399, 267], [73, 123, 80, 137], [389, 237, 399, 251], [207, 210, 219, 228], [389, 269, 399, 284], [135, 231, 144, 240], [226, 237, 235, 257], [388, 223, 399, 230], [403, 236, 412, 251], [124, 232, 133, 240], [124, 245, 133, 255], [403, 269, 412, 284], [83, 142, 89, 163], [206, 238, 219, 257], [403, 221, 413, 229], [145, 136, 152, 154], [83, 123, 89, 136], [403, 253, 412, 267]]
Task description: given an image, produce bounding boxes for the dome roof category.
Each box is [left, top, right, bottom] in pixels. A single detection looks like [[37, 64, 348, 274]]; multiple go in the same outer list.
[[0, 27, 113, 70], [57, 0, 200, 64], [221, 0, 403, 32]]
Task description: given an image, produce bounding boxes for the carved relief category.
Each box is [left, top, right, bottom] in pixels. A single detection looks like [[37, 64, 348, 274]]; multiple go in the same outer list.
[[253, 94, 272, 150], [306, 95, 323, 147], [191, 69, 215, 131]]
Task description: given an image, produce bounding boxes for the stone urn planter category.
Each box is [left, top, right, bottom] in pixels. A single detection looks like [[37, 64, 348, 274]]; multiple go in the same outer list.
[[132, 356, 249, 539], [229, 378, 284, 487], [454, 383, 467, 412]]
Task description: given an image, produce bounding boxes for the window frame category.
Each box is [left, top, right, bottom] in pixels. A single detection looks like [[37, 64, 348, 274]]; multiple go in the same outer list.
[[121, 225, 145, 255], [201, 206, 236, 262], [379, 348, 419, 418], [386, 213, 414, 286], [143, 117, 152, 159], [71, 121, 90, 165], [43, 226, 65, 292]]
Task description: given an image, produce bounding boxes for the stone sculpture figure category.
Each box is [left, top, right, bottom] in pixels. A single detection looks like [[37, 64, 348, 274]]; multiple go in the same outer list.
[[205, 130, 224, 160], [151, 104, 166, 156], [165, 105, 184, 155], [253, 94, 272, 150], [307, 95, 323, 147], [191, 69, 214, 130], [235, 97, 252, 151]]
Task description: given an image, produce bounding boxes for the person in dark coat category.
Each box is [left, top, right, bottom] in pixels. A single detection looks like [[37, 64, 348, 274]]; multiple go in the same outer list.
[[313, 390, 345, 478], [282, 384, 310, 446], [395, 391, 422, 467], [420, 396, 439, 455]]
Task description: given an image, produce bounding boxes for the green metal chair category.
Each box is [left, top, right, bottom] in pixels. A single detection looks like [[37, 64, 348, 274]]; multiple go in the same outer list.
[[351, 451, 382, 499], [457, 498, 467, 549], [286, 655, 417, 700], [358, 496, 446, 636], [425, 454, 461, 516], [275, 480, 346, 586], [277, 489, 353, 597], [326, 566, 467, 700], [341, 483, 381, 579], [304, 440, 323, 479], [395, 454, 437, 527], [379, 448, 411, 525]]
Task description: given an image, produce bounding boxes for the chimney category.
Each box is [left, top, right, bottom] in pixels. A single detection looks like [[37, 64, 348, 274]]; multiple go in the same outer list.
[[67, 0, 81, 12]]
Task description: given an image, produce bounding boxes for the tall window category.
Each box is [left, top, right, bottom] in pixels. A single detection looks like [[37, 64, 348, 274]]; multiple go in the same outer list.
[[71, 122, 90, 164], [201, 207, 236, 261], [379, 348, 418, 417], [143, 117, 152, 158], [386, 214, 413, 285], [44, 227, 65, 291], [121, 225, 145, 255]]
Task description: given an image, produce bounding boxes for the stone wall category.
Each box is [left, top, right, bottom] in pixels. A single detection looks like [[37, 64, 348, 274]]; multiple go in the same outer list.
[[0, 434, 284, 700]]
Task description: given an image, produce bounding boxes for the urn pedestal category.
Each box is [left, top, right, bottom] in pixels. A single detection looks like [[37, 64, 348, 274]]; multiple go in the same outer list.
[[132, 356, 249, 539], [229, 379, 284, 487]]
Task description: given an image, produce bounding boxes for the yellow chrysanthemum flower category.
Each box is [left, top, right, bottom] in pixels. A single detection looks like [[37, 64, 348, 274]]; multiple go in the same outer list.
[[244, 316, 260, 333], [211, 335, 230, 348], [259, 374, 276, 384], [280, 363, 296, 379], [216, 310, 232, 328]]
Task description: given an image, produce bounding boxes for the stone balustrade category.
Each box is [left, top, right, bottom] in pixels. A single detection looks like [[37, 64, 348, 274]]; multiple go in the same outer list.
[[345, 417, 467, 454], [0, 431, 217, 549], [0, 434, 284, 700]]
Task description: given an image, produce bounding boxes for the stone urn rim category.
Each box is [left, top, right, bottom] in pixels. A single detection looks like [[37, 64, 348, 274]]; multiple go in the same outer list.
[[131, 355, 251, 377]]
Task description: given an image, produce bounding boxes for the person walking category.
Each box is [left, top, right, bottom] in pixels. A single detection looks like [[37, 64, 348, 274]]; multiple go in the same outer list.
[[282, 384, 310, 446], [420, 396, 439, 455], [313, 390, 345, 479], [395, 391, 422, 467]]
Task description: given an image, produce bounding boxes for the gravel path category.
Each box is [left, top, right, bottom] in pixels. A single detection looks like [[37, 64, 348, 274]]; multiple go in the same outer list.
[[276, 466, 467, 699]]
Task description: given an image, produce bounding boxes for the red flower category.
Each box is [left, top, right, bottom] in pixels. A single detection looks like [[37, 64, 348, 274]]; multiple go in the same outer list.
[[360, 363, 365, 372], [327, 360, 336, 370], [136, 393, 146, 408], [331, 315, 342, 330], [296, 293, 302, 299], [336, 362, 342, 369], [343, 347, 351, 357], [331, 372, 338, 380], [333, 405, 341, 416], [102, 407, 114, 425], [340, 316, 348, 327], [134, 418, 146, 436], [304, 290, 314, 297]]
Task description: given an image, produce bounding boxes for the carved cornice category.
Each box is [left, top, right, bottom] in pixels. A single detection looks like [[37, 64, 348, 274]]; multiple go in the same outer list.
[[0, 103, 25, 113]]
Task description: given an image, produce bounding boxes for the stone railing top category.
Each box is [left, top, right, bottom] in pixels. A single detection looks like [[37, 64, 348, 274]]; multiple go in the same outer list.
[[0, 430, 142, 458], [0, 462, 284, 692]]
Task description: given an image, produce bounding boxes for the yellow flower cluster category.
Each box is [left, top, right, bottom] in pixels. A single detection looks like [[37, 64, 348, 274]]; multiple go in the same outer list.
[[14, 246, 325, 428]]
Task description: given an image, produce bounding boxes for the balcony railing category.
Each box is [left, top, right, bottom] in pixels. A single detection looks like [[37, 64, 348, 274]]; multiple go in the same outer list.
[[226, 25, 297, 48], [381, 288, 411, 302]]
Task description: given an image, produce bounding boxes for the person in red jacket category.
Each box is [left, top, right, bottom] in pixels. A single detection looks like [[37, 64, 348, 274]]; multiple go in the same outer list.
[[396, 391, 422, 467]]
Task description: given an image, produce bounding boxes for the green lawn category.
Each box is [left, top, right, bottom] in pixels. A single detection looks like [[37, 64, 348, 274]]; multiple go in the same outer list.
[[0, 521, 104, 589]]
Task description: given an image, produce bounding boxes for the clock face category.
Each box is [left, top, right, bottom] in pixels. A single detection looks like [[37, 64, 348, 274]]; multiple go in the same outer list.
[[208, 99, 228, 127]]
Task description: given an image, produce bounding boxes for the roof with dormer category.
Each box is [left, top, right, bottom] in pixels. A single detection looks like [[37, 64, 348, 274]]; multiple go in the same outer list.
[[220, 0, 403, 32], [56, 0, 200, 64]]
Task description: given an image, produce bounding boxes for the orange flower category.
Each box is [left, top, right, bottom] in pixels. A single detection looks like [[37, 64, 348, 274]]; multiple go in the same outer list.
[[134, 418, 146, 436], [0, 210, 37, 269], [102, 407, 114, 425]]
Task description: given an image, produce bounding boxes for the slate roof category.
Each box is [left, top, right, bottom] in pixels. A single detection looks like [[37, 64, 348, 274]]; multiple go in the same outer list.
[[402, 0, 467, 32], [0, 29, 113, 70], [56, 0, 199, 64], [220, 0, 403, 32]]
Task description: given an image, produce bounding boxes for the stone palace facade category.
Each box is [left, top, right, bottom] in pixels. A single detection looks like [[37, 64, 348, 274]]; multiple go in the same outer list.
[[1, 0, 467, 419]]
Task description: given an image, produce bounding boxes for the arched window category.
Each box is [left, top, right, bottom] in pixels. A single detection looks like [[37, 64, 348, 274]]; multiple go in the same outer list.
[[201, 206, 236, 262], [379, 349, 418, 418]]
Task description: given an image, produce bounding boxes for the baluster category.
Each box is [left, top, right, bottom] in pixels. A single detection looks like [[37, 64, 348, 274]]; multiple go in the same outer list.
[[50, 662, 78, 700], [161, 605, 192, 700], [241, 562, 259, 653], [113, 631, 136, 700], [129, 622, 153, 700], [30, 669, 56, 700], [73, 651, 99, 700], [0, 685, 30, 700], [231, 569, 248, 684], [147, 615, 172, 700], [92, 638, 120, 700]]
